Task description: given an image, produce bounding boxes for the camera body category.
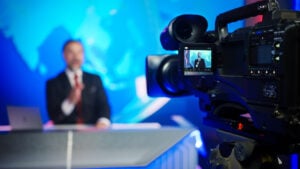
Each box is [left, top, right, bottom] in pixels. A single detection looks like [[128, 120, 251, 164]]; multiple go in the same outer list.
[[205, 11, 300, 143], [146, 0, 300, 145]]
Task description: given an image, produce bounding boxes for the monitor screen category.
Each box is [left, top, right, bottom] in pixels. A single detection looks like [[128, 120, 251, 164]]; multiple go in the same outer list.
[[181, 44, 213, 76]]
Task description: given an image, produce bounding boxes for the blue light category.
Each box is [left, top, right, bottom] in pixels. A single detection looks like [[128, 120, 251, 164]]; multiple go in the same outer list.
[[294, 0, 300, 10], [291, 154, 298, 169], [190, 130, 207, 157], [256, 30, 263, 35]]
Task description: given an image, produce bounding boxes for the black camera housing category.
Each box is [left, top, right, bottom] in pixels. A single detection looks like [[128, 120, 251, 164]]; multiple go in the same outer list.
[[206, 11, 300, 144], [146, 0, 300, 147]]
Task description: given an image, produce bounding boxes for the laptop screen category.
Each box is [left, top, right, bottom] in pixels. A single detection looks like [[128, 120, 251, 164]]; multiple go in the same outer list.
[[7, 106, 43, 131]]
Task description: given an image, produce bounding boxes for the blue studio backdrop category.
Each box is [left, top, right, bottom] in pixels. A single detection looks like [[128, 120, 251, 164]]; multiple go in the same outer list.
[[0, 0, 244, 125]]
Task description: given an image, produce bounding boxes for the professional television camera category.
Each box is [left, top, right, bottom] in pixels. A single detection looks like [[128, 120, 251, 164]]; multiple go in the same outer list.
[[146, 0, 300, 168]]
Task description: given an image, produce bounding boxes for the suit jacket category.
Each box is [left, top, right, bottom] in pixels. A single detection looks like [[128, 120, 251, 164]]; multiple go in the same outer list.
[[194, 58, 206, 69], [46, 71, 110, 124]]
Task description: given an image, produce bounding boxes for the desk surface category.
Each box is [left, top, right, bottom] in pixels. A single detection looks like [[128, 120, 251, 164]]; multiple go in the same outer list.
[[0, 126, 197, 169]]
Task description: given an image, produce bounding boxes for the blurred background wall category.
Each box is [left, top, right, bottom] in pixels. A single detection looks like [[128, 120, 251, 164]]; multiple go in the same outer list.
[[0, 0, 246, 125]]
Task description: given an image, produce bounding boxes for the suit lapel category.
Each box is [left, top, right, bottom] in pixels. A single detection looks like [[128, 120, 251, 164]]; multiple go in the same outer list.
[[82, 72, 88, 92], [59, 72, 72, 91], [82, 72, 88, 104]]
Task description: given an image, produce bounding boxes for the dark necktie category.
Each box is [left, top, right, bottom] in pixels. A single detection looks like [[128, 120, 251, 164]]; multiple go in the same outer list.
[[74, 74, 83, 124]]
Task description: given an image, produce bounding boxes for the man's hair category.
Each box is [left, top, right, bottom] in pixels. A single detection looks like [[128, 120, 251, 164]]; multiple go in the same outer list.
[[62, 39, 83, 52]]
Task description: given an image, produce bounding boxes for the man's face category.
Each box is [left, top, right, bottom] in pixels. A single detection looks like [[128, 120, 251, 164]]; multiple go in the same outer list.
[[63, 42, 84, 71], [197, 52, 201, 58]]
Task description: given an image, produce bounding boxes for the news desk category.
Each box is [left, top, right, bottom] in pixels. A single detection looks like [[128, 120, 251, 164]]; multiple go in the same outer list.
[[0, 124, 198, 169]]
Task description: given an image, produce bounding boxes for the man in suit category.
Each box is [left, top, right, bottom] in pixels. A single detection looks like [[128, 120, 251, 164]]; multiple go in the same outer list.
[[46, 39, 111, 128], [194, 52, 206, 70]]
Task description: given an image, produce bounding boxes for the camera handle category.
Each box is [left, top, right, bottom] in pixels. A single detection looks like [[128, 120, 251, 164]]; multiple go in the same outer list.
[[215, 0, 280, 40]]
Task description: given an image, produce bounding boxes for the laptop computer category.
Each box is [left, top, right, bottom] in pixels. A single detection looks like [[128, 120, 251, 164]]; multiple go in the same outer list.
[[7, 106, 43, 131]]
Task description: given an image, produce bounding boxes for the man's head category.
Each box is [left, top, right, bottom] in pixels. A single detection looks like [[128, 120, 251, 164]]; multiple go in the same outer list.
[[197, 52, 201, 58], [62, 39, 84, 71]]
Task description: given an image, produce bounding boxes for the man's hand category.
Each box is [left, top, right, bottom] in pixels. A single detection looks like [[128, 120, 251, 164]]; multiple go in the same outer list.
[[68, 83, 84, 104], [96, 121, 110, 129]]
